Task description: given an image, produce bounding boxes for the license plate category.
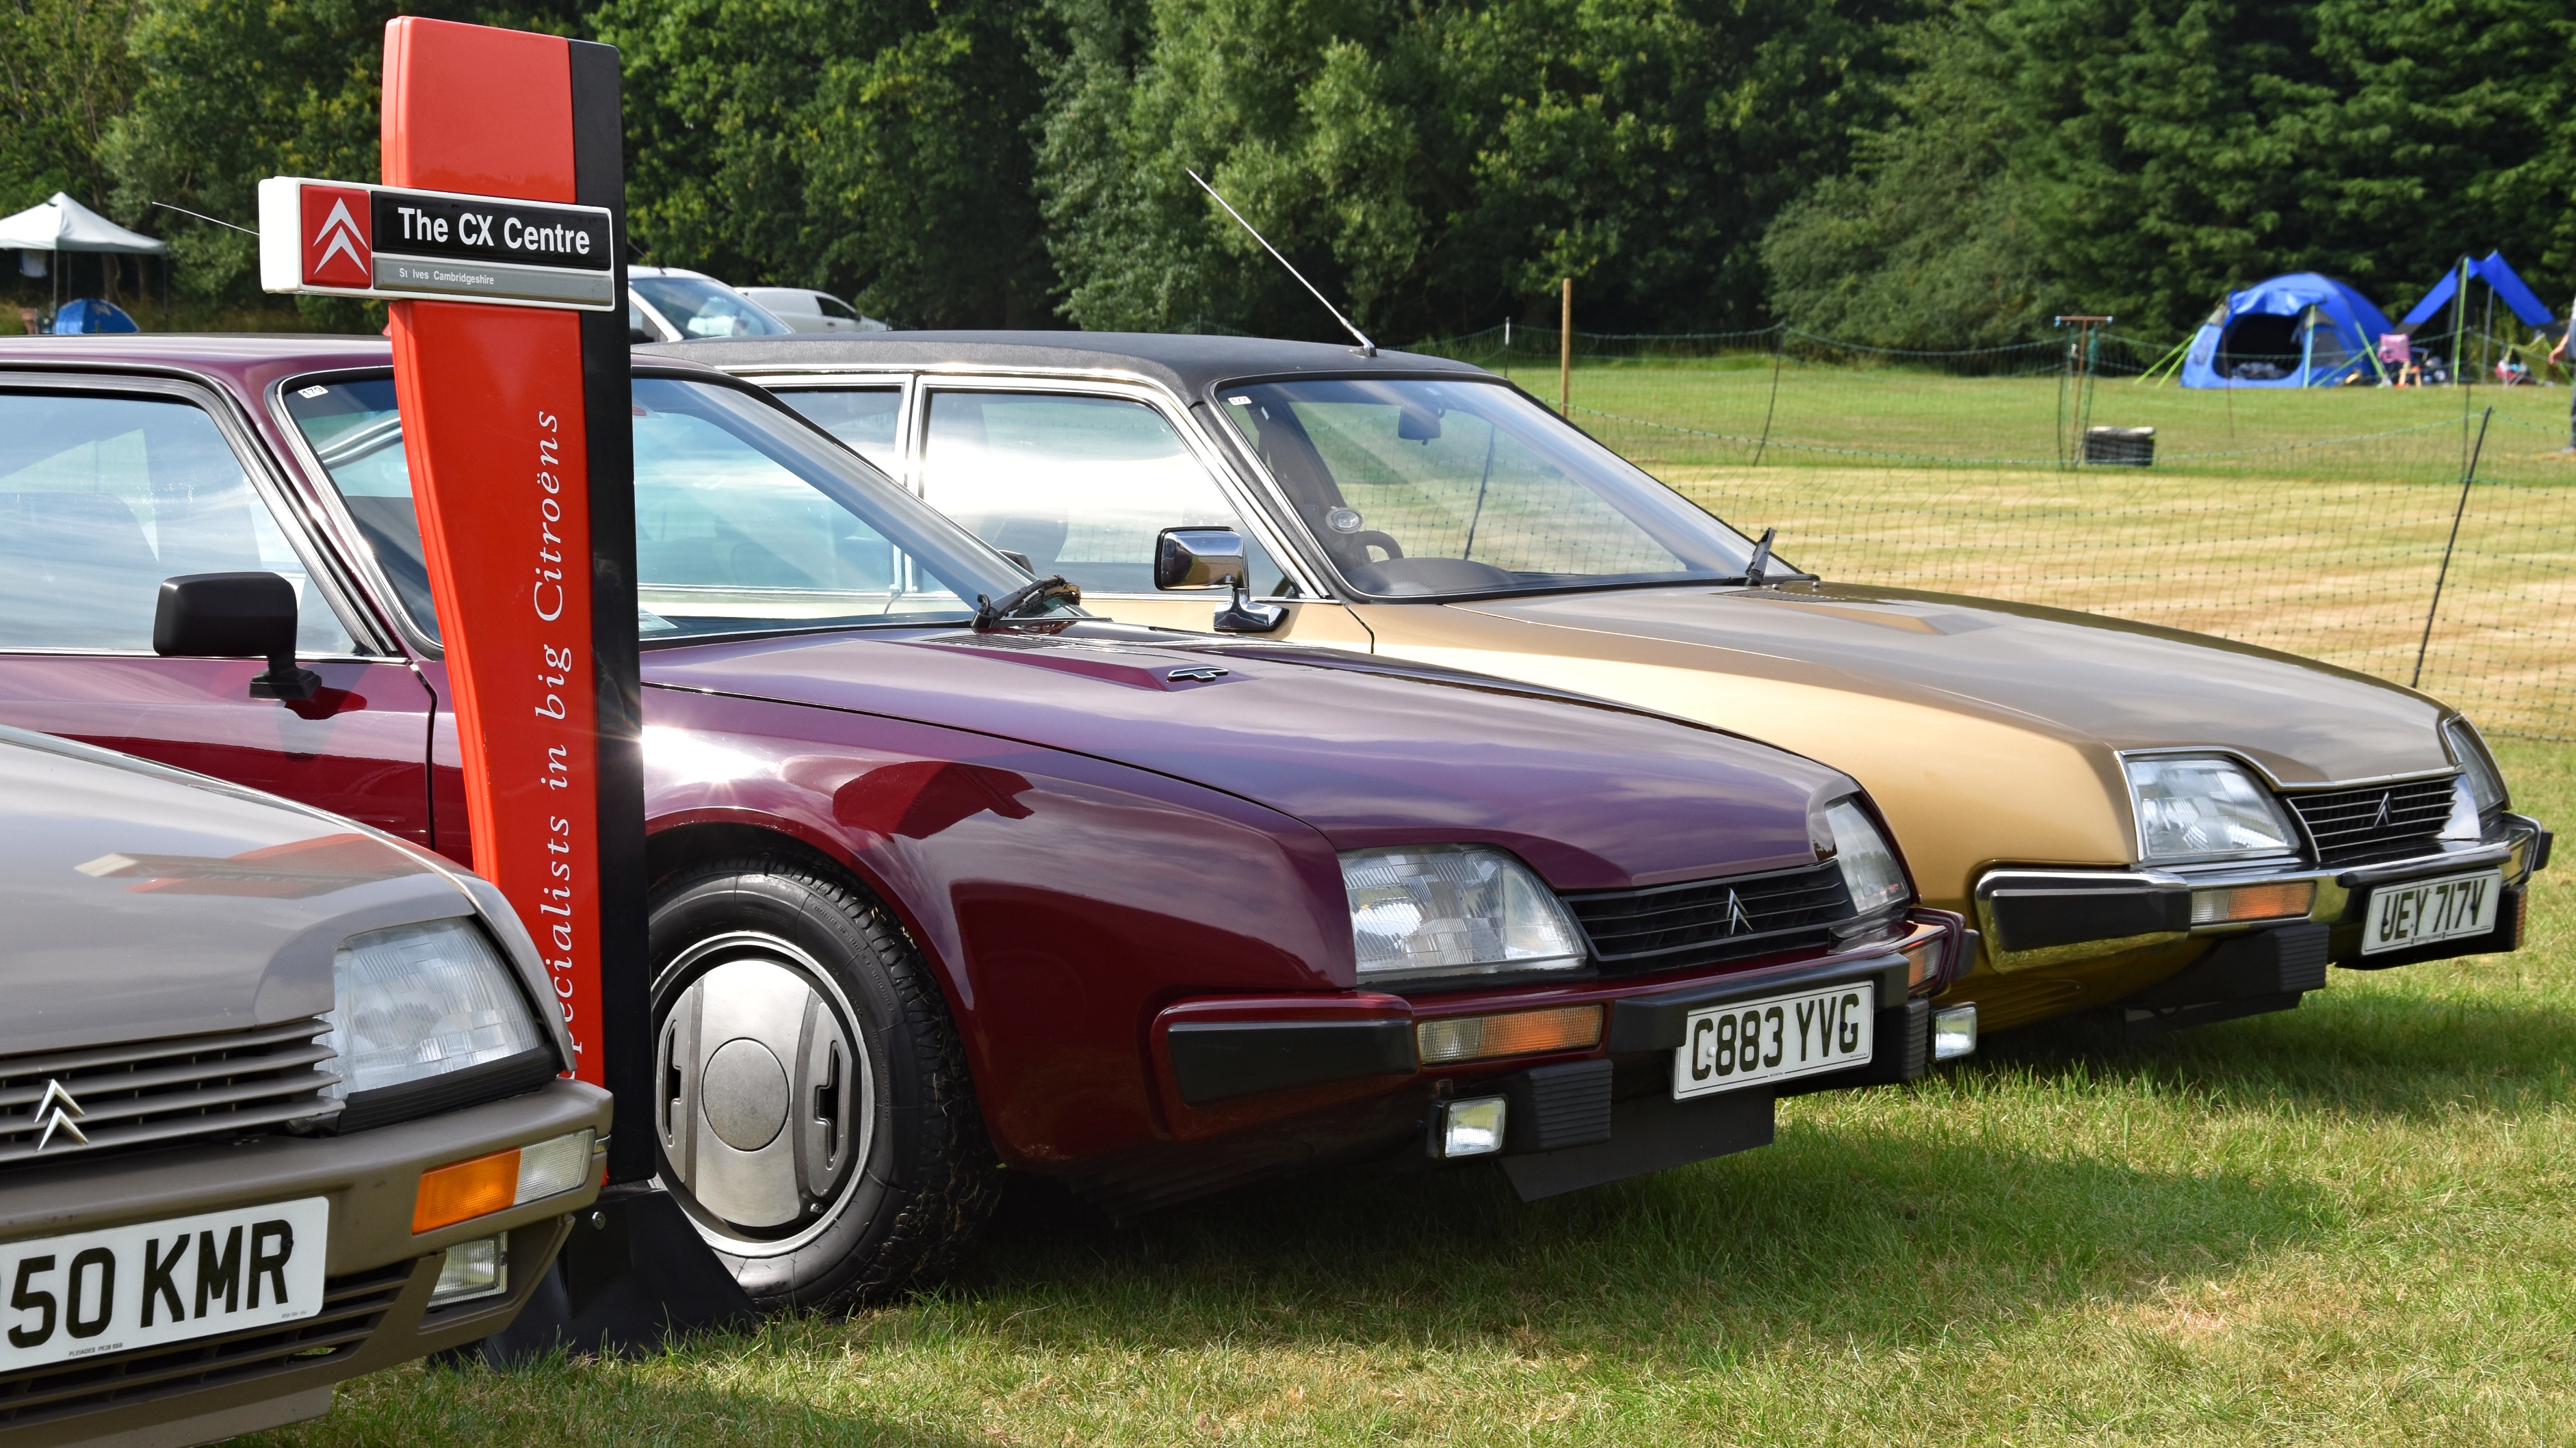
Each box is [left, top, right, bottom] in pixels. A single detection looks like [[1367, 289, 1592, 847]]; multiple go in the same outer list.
[[0, 1197, 328, 1372], [2363, 869, 2503, 955], [1673, 980, 1875, 1100]]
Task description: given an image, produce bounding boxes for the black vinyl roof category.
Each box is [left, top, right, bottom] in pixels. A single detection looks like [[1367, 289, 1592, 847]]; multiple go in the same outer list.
[[634, 330, 1492, 399]]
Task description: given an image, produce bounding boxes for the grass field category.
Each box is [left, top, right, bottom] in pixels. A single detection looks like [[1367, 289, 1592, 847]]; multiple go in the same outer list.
[[256, 741, 2575, 1447], [1482, 365, 2576, 740]]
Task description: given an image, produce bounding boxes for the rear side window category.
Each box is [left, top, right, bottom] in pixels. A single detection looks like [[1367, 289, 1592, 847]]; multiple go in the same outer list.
[[0, 391, 354, 653], [777, 387, 901, 471]]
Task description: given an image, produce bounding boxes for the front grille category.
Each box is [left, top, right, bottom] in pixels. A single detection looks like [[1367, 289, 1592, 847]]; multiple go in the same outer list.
[[0, 1018, 339, 1167], [1565, 861, 1858, 975], [0, 1261, 411, 1428], [2286, 777, 2458, 867]]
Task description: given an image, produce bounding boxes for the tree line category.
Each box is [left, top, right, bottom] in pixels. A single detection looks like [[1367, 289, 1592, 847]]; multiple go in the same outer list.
[[2, 0, 2567, 343]]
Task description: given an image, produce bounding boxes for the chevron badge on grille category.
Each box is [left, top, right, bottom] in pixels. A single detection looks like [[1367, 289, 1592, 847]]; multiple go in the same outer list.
[[32, 1079, 87, 1150], [1723, 888, 1752, 934], [2371, 792, 2393, 829]]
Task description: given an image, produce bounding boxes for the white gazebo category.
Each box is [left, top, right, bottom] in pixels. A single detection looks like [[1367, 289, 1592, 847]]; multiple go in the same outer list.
[[1, 192, 172, 329]]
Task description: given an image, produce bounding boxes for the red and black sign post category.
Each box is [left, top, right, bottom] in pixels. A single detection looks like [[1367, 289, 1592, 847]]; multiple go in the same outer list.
[[263, 17, 749, 1352]]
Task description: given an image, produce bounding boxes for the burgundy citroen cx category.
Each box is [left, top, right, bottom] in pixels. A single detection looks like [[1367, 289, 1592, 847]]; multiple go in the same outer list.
[[0, 335, 1971, 1311]]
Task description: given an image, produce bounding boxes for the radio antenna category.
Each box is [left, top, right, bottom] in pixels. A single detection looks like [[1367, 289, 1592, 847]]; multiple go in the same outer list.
[[1187, 168, 1375, 357]]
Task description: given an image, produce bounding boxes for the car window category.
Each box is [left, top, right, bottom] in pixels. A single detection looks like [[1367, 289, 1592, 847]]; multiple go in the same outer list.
[[1218, 377, 1751, 597], [631, 276, 792, 339], [283, 375, 1051, 642], [917, 390, 1283, 596], [816, 295, 862, 322], [777, 387, 902, 471], [0, 391, 355, 654]]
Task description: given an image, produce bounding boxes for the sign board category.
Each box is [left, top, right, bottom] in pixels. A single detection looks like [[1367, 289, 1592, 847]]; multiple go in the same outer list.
[[261, 18, 650, 1187], [257, 178, 616, 308]]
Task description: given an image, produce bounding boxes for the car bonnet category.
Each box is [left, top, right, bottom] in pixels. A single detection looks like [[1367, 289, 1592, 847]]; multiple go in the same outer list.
[[0, 728, 480, 1055], [1444, 582, 2452, 785], [642, 627, 1860, 892]]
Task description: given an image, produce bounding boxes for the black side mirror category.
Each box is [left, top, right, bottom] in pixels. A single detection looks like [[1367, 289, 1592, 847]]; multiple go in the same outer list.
[[1154, 527, 1249, 591], [154, 572, 321, 701], [1153, 527, 1286, 635]]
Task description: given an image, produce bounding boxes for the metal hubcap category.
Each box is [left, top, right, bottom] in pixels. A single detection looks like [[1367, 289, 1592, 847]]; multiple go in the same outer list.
[[655, 936, 870, 1249]]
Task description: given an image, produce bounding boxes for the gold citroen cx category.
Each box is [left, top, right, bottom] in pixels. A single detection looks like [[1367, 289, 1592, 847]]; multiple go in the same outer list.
[[658, 332, 2553, 1040]]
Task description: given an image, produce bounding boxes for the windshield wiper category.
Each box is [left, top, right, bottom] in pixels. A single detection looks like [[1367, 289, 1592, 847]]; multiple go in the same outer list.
[[972, 575, 1082, 631], [1725, 527, 1817, 587]]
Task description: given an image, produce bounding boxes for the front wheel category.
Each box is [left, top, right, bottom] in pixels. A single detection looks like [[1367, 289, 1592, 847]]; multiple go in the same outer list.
[[648, 857, 998, 1310]]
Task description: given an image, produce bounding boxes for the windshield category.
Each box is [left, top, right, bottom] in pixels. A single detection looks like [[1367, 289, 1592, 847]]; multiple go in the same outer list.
[[1216, 377, 1758, 596], [283, 374, 1054, 642], [632, 276, 793, 339]]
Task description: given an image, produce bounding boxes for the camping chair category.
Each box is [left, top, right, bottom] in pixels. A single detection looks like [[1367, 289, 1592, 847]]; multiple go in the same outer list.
[[2378, 332, 2419, 387]]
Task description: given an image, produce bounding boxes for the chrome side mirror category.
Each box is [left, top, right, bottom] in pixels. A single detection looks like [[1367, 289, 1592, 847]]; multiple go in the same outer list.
[[1154, 527, 1248, 591], [1153, 527, 1286, 635]]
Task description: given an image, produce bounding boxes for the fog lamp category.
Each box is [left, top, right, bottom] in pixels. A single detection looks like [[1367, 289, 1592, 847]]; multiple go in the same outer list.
[[413, 1128, 597, 1234], [428, 1235, 508, 1308], [1416, 1005, 1602, 1066], [2189, 880, 2315, 925], [1433, 1096, 1507, 1158], [1932, 1004, 1978, 1061]]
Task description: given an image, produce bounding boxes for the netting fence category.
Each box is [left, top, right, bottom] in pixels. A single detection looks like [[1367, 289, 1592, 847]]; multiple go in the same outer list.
[[1406, 324, 2576, 741]]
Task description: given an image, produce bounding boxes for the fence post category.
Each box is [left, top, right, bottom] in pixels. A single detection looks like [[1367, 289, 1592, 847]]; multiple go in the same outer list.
[[2413, 406, 2493, 689], [1559, 278, 1572, 417], [1752, 324, 1784, 467]]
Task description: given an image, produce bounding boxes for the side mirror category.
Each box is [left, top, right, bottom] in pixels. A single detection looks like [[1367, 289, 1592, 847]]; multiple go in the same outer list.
[[1154, 527, 1286, 635], [154, 572, 321, 701], [1154, 527, 1249, 591]]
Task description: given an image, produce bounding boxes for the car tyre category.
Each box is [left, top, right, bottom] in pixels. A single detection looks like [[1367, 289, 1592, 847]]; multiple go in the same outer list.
[[648, 856, 998, 1311]]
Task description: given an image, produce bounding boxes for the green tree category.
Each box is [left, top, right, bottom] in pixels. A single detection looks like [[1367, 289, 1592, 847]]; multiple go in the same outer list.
[[1767, 0, 2576, 342], [101, 0, 576, 323], [597, 0, 1058, 327], [1037, 0, 1920, 340], [0, 0, 142, 213]]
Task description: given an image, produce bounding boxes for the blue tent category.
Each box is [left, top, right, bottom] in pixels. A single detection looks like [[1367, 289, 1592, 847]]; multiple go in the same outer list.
[[48, 298, 138, 334], [2180, 273, 2395, 388], [2402, 252, 2558, 331]]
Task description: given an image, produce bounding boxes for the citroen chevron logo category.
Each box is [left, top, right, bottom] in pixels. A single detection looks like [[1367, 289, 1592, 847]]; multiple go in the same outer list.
[[313, 199, 367, 274], [1723, 888, 1751, 934], [2371, 792, 2394, 829], [31, 1079, 87, 1151]]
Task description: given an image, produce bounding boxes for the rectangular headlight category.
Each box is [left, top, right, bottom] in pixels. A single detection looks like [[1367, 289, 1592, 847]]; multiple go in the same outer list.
[[1342, 845, 1587, 984], [2123, 756, 2300, 863], [1823, 799, 1910, 917], [2443, 718, 2508, 813], [324, 918, 549, 1101]]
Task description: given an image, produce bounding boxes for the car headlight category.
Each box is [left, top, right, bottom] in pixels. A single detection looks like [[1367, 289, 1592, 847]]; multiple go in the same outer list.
[[1822, 798, 1910, 917], [2122, 755, 2300, 863], [1341, 845, 1587, 984], [320, 918, 549, 1101], [2443, 717, 2508, 813]]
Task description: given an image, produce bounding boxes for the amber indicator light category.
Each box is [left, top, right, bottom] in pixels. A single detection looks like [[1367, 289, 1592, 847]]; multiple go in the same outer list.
[[2190, 881, 2316, 925], [1416, 1004, 1604, 1066], [413, 1146, 522, 1234]]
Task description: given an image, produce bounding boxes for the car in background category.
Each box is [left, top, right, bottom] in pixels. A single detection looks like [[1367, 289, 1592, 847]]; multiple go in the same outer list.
[[665, 331, 2552, 1041], [627, 265, 794, 343], [0, 334, 1970, 1315], [0, 724, 608, 1446], [737, 287, 891, 334]]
